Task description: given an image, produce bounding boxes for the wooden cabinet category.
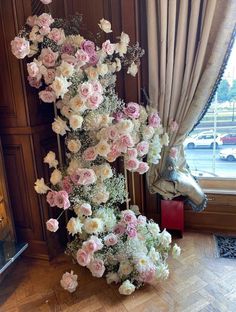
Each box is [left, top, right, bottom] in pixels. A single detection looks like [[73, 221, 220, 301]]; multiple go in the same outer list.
[[184, 193, 236, 232]]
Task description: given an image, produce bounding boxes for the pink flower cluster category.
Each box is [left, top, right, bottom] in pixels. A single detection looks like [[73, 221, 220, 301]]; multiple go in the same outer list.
[[70, 168, 96, 186], [46, 190, 70, 209], [76, 236, 105, 277]]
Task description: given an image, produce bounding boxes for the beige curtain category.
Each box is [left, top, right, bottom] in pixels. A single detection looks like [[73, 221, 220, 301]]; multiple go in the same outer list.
[[146, 0, 236, 211]]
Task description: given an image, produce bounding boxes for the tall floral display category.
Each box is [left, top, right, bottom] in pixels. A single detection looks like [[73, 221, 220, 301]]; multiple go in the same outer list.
[[11, 1, 180, 295]]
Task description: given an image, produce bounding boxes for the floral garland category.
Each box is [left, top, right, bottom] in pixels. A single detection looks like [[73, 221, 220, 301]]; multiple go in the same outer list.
[[11, 0, 180, 295]]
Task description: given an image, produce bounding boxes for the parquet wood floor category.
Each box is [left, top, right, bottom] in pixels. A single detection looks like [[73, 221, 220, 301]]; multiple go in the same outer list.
[[0, 232, 236, 312]]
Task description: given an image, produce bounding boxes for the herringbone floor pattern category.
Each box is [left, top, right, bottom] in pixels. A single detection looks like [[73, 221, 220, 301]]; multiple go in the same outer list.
[[0, 232, 236, 312]]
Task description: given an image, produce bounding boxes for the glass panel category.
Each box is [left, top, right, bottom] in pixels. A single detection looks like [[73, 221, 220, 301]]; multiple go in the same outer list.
[[185, 38, 236, 178]]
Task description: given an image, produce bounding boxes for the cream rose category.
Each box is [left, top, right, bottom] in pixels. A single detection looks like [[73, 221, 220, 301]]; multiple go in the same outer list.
[[67, 217, 83, 236], [51, 75, 72, 99], [67, 139, 81, 153], [34, 178, 50, 194], [69, 115, 83, 130], [98, 19, 112, 33], [50, 168, 62, 185], [43, 151, 58, 168], [52, 116, 70, 136], [118, 280, 135, 296], [84, 218, 104, 234]]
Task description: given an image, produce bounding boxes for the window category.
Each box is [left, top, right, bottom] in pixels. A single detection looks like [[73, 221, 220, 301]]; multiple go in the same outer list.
[[185, 38, 236, 180]]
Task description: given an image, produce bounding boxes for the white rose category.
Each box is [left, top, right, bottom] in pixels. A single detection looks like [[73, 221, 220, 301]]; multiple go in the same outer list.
[[34, 178, 50, 194], [67, 159, 80, 175], [67, 139, 81, 153], [58, 61, 74, 77], [115, 58, 121, 72], [51, 75, 71, 99], [43, 151, 58, 168], [84, 218, 104, 234], [106, 272, 120, 284], [69, 96, 86, 113], [115, 42, 127, 57], [127, 62, 138, 77], [148, 247, 160, 263], [158, 229, 172, 248], [120, 32, 130, 45], [172, 243, 181, 259], [92, 188, 109, 204], [67, 217, 83, 236], [98, 18, 112, 33], [118, 261, 133, 277], [52, 116, 70, 136], [97, 63, 108, 76], [147, 222, 160, 238], [161, 133, 169, 146], [69, 115, 83, 130], [119, 280, 135, 296], [117, 120, 134, 134], [142, 125, 155, 140], [97, 164, 113, 180], [96, 140, 111, 157], [155, 263, 169, 280], [50, 168, 62, 185]]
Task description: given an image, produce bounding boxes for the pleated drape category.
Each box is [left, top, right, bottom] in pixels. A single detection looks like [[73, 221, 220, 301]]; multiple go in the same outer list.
[[146, 0, 236, 211]]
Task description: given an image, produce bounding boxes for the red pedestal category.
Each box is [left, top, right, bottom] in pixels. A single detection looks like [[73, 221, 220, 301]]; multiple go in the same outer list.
[[161, 199, 184, 236]]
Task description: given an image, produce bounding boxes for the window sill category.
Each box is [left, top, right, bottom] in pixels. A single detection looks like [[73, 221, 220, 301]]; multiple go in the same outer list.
[[203, 188, 236, 195]]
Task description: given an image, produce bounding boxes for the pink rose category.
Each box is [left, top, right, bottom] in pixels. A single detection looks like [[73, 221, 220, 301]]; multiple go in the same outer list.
[[121, 210, 137, 225], [26, 15, 37, 27], [36, 13, 54, 28], [107, 127, 118, 141], [40, 0, 52, 4], [83, 236, 103, 254], [113, 111, 124, 121], [104, 233, 118, 246], [61, 53, 77, 65], [61, 44, 74, 55], [60, 271, 78, 293], [79, 203, 92, 216], [124, 102, 140, 119], [139, 267, 156, 283], [27, 76, 42, 89], [39, 26, 51, 36], [60, 177, 73, 194], [88, 259, 105, 278], [137, 215, 147, 225], [116, 134, 134, 153], [71, 169, 96, 186], [106, 146, 120, 162], [136, 162, 149, 174], [54, 190, 70, 209], [125, 158, 139, 171], [148, 112, 161, 128], [46, 218, 59, 232], [79, 82, 93, 99], [169, 147, 177, 158], [86, 93, 103, 110], [39, 90, 56, 103], [170, 120, 179, 132], [127, 148, 138, 158], [46, 191, 56, 207], [43, 68, 56, 84], [48, 28, 65, 45], [114, 222, 126, 235], [126, 224, 137, 238], [83, 147, 97, 161], [88, 53, 99, 66], [40, 48, 58, 68], [92, 81, 103, 94], [11, 37, 30, 59], [136, 141, 149, 157], [102, 40, 115, 55], [81, 40, 96, 56], [76, 249, 91, 266], [75, 49, 90, 67]]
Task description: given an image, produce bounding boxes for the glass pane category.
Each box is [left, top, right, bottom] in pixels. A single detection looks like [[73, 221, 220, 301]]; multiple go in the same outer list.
[[185, 38, 236, 178]]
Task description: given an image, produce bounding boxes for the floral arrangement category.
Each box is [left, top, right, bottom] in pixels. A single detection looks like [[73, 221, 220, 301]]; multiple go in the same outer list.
[[11, 0, 180, 295]]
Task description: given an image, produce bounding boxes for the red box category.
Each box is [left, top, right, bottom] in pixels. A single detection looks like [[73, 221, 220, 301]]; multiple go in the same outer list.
[[161, 199, 184, 236]]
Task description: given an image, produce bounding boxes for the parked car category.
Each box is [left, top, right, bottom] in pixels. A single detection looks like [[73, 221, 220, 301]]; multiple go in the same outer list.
[[184, 133, 223, 149], [219, 148, 236, 161], [221, 133, 236, 145]]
